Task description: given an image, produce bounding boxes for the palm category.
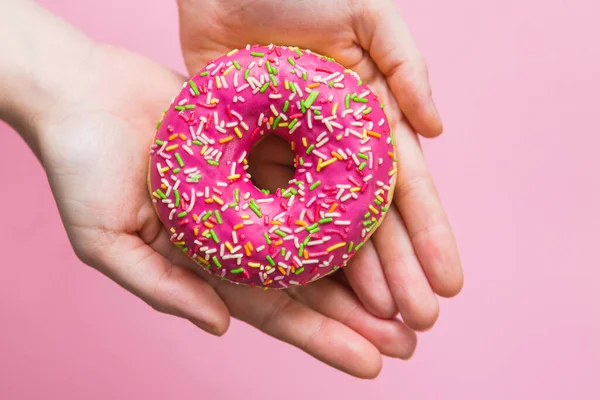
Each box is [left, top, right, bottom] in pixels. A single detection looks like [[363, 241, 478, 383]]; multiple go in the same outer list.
[[179, 0, 463, 330]]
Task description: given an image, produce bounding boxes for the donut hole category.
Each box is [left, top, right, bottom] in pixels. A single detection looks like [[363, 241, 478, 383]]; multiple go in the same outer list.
[[247, 134, 296, 194]]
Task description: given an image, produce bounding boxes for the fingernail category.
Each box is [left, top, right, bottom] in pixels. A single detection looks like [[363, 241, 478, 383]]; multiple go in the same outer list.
[[430, 99, 443, 132], [191, 319, 219, 335]]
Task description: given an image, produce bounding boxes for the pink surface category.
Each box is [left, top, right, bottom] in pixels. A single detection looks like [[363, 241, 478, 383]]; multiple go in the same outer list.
[[1, 0, 598, 398]]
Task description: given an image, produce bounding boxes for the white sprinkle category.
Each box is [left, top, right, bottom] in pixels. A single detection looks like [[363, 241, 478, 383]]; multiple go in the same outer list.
[[269, 94, 282, 99], [211, 62, 224, 75], [342, 109, 353, 117], [341, 193, 352, 202], [289, 121, 302, 134], [316, 138, 329, 148], [316, 131, 328, 142], [378, 118, 385, 126], [334, 220, 351, 226], [256, 198, 274, 204], [270, 104, 279, 116], [168, 209, 176, 220], [312, 150, 328, 160], [258, 113, 265, 126], [358, 90, 370, 98], [306, 197, 317, 207]]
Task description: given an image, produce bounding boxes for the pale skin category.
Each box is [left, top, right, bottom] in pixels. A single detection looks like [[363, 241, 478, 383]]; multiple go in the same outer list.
[[1, 0, 462, 379]]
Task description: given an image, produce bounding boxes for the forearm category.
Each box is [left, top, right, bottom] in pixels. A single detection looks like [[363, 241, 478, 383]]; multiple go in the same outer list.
[[0, 0, 95, 152]]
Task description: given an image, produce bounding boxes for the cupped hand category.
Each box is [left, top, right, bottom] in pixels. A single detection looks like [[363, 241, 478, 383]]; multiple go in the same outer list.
[[178, 0, 463, 331], [35, 43, 418, 378]]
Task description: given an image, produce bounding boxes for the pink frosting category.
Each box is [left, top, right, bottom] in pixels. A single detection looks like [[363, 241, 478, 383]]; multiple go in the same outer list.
[[149, 44, 396, 289]]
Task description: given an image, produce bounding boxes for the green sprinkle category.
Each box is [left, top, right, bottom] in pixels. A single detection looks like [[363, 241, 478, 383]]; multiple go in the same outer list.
[[287, 57, 296, 66], [174, 153, 184, 167], [290, 83, 296, 93], [313, 110, 321, 115], [229, 202, 237, 208], [281, 247, 286, 257], [374, 199, 382, 205], [294, 48, 303, 56], [363, 220, 373, 226], [348, 242, 354, 253], [304, 90, 319, 109], [351, 93, 357, 100], [155, 139, 164, 145], [275, 230, 287, 238], [358, 162, 366, 171], [174, 190, 180, 207], [390, 131, 395, 146], [212, 256, 222, 268], [202, 211, 212, 221], [207, 160, 219, 166], [249, 203, 263, 217], [363, 107, 372, 115], [358, 79, 363, 86], [250, 199, 260, 209], [244, 69, 250, 80], [303, 236, 311, 246], [174, 105, 185, 111], [155, 117, 163, 130], [294, 267, 305, 275], [295, 181, 303, 186], [172, 168, 182, 174], [266, 61, 273, 73], [177, 211, 187, 218], [234, 188, 239, 203], [380, 103, 386, 108], [233, 60, 241, 70], [261, 189, 271, 195], [185, 104, 196, 109], [355, 242, 364, 251], [156, 189, 167, 199], [283, 100, 290, 112], [345, 94, 351, 109], [214, 210, 222, 224], [273, 115, 282, 129], [309, 181, 321, 190], [299, 157, 304, 166], [266, 255, 276, 267], [231, 268, 244, 274], [192, 140, 203, 146], [189, 174, 201, 181], [199, 71, 209, 77], [357, 153, 369, 160], [264, 232, 272, 245], [270, 74, 278, 86], [260, 82, 270, 93], [302, 71, 307, 81], [319, 218, 333, 224], [288, 119, 298, 130], [381, 206, 388, 212], [364, 212, 371, 219], [251, 51, 265, 57], [189, 80, 200, 95], [298, 245, 304, 257], [353, 97, 368, 103], [300, 100, 306, 113], [210, 230, 220, 243], [306, 144, 314, 154]]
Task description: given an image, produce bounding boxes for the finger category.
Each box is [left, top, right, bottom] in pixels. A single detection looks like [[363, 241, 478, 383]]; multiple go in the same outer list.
[[94, 233, 230, 335], [372, 206, 439, 331], [289, 279, 417, 359], [212, 281, 383, 379], [354, 0, 442, 137], [394, 122, 463, 297], [343, 240, 398, 319]]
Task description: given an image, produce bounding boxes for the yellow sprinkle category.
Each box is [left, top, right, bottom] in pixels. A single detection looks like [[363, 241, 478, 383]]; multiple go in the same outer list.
[[179, 133, 187, 140], [204, 221, 214, 228], [168, 133, 178, 141], [152, 192, 161, 199], [227, 174, 241, 180], [329, 203, 338, 213], [376, 195, 384, 203], [248, 262, 261, 268], [234, 127, 243, 138], [326, 242, 347, 253], [388, 167, 397, 177], [241, 214, 250, 220], [225, 242, 234, 252], [362, 129, 367, 140], [336, 134, 343, 141], [295, 220, 307, 227], [307, 83, 320, 89], [223, 65, 235, 76], [317, 157, 337, 172], [215, 75, 222, 89], [302, 137, 308, 147], [160, 167, 170, 173], [264, 280, 273, 286], [233, 224, 244, 230], [210, 98, 218, 104], [165, 144, 179, 151], [344, 69, 352, 73], [350, 187, 361, 193], [331, 151, 343, 160], [174, 241, 185, 246], [212, 196, 224, 205], [243, 159, 248, 165], [368, 131, 381, 138], [284, 80, 289, 90], [280, 123, 288, 128], [369, 205, 380, 215], [270, 220, 283, 226], [202, 229, 210, 237], [278, 266, 287, 276], [332, 103, 338, 115], [200, 145, 208, 155], [170, 228, 176, 233], [227, 48, 239, 57], [220, 136, 234, 144]]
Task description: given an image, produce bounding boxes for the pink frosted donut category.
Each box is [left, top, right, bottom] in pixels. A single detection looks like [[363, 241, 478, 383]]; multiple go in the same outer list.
[[149, 44, 397, 289]]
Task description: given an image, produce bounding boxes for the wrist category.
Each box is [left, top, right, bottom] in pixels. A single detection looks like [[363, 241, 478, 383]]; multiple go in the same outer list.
[[0, 0, 97, 154]]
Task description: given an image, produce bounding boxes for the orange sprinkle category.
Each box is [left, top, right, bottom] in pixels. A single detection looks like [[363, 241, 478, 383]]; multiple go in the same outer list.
[[244, 244, 251, 256], [196, 257, 208, 265], [303, 249, 309, 259], [291, 141, 296, 151], [234, 127, 243, 138], [270, 220, 282, 226], [295, 220, 307, 227], [307, 83, 320, 89], [367, 131, 381, 138], [179, 133, 187, 140], [247, 242, 254, 251], [269, 117, 274, 125], [278, 266, 287, 276], [227, 174, 241, 180], [192, 214, 200, 223], [193, 227, 199, 236], [168, 134, 178, 141], [388, 151, 395, 158], [204, 198, 214, 203], [204, 221, 214, 228], [329, 203, 338, 213], [264, 280, 273, 286], [219, 136, 234, 144], [331, 151, 343, 160], [233, 224, 244, 230], [242, 159, 248, 165], [165, 144, 179, 151], [161, 184, 167, 190], [212, 195, 224, 205], [274, 240, 283, 246]]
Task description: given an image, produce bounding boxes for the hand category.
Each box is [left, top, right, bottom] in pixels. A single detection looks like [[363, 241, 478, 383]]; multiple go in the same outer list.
[[178, 0, 464, 331], [3, 0, 420, 379]]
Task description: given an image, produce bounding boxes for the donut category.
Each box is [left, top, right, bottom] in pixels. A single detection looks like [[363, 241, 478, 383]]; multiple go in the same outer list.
[[148, 44, 397, 289]]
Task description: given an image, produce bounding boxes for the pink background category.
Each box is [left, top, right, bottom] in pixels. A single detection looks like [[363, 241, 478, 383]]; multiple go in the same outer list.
[[1, 0, 599, 398]]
